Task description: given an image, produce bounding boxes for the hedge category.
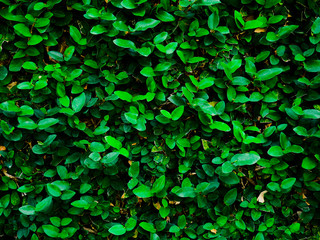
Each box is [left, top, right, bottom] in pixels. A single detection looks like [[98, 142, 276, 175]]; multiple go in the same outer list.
[[1, 0, 320, 239]]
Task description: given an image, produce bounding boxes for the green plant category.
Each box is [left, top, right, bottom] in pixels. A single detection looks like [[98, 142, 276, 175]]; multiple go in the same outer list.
[[1, 0, 320, 239]]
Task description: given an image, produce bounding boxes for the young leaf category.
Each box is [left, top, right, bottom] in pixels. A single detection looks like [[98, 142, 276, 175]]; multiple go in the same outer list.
[[106, 136, 122, 149], [171, 106, 184, 121], [151, 175, 166, 193], [133, 185, 153, 198]]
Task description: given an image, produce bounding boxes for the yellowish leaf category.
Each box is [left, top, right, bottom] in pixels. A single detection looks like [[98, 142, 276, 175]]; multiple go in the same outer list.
[[257, 190, 268, 203], [153, 202, 161, 210], [211, 229, 217, 234], [254, 28, 267, 33]]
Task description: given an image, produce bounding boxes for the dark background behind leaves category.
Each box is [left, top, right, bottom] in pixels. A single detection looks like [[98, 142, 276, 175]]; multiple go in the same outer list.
[[1, 0, 320, 239]]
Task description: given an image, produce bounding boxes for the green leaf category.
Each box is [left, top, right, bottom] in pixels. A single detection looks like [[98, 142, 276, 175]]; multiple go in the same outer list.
[[277, 25, 299, 38], [114, 91, 133, 102], [106, 136, 122, 149], [17, 82, 33, 90], [284, 145, 304, 154], [134, 18, 160, 31], [35, 196, 53, 212], [18, 184, 35, 193], [90, 25, 107, 35], [175, 187, 196, 198], [48, 51, 64, 62], [90, 142, 105, 152], [152, 175, 166, 193], [70, 25, 82, 42], [210, 121, 231, 132], [0, 66, 8, 81], [196, 0, 221, 6], [50, 217, 61, 227], [122, 0, 136, 9], [267, 146, 283, 157], [256, 68, 283, 81], [133, 185, 153, 198], [265, 0, 281, 8], [19, 205, 36, 215], [280, 132, 290, 149], [312, 17, 320, 34], [129, 162, 139, 178], [113, 39, 136, 49], [139, 222, 156, 233], [171, 106, 184, 121], [290, 222, 300, 233], [101, 152, 119, 166], [61, 218, 72, 226], [137, 47, 152, 57], [188, 57, 206, 64], [112, 21, 129, 32], [303, 109, 320, 119], [38, 118, 59, 130], [281, 178, 296, 189], [266, 32, 279, 42], [156, 10, 175, 22], [71, 200, 90, 209], [304, 60, 320, 72], [224, 188, 237, 206], [34, 2, 47, 10], [28, 35, 43, 45], [255, 232, 265, 240], [17, 117, 38, 130], [154, 62, 172, 72], [80, 183, 91, 194], [302, 157, 317, 170], [231, 152, 260, 166], [64, 46, 75, 61], [31, 234, 39, 240], [227, 86, 236, 101], [72, 92, 86, 112], [293, 126, 308, 137], [14, 23, 31, 37], [198, 77, 214, 90], [125, 218, 137, 231], [208, 12, 219, 30], [234, 10, 244, 28], [154, 32, 168, 44], [125, 112, 138, 124], [267, 182, 281, 192], [47, 184, 62, 197], [141, 67, 156, 77], [222, 161, 234, 173], [217, 216, 228, 227], [178, 215, 186, 229], [22, 61, 37, 70], [251, 209, 262, 221], [235, 219, 246, 230], [109, 225, 126, 235], [42, 225, 60, 238], [244, 19, 265, 30]]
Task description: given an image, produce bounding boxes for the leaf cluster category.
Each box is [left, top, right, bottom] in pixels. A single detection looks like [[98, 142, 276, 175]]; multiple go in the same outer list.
[[0, 0, 320, 239]]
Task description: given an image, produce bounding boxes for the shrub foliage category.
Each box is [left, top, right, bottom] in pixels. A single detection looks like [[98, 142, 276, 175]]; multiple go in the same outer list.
[[1, 0, 320, 239]]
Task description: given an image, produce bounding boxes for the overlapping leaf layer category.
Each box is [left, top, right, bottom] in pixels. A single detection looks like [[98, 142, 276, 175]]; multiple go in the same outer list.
[[0, 0, 320, 239]]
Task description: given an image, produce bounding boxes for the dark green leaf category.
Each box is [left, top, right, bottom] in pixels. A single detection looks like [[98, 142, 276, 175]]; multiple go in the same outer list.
[[224, 188, 237, 206]]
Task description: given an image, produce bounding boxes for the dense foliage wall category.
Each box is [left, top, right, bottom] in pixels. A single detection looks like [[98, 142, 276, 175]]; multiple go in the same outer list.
[[1, 0, 320, 239]]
